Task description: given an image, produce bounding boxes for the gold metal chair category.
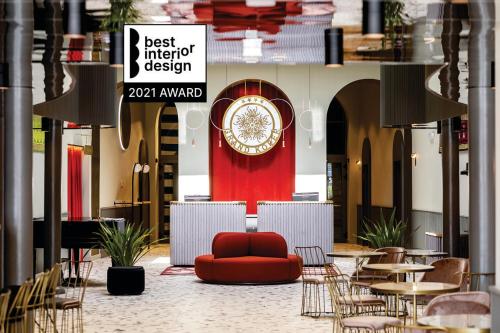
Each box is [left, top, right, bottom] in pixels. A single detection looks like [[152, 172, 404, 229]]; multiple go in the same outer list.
[[28, 272, 50, 332], [44, 263, 62, 333], [324, 263, 387, 316], [325, 275, 402, 332], [0, 289, 11, 333], [6, 279, 34, 333], [385, 323, 448, 332], [294, 246, 337, 317], [57, 260, 93, 333]]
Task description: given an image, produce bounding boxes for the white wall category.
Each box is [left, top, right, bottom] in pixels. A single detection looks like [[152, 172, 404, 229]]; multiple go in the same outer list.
[[178, 63, 381, 200], [32, 127, 92, 218], [411, 124, 469, 217]]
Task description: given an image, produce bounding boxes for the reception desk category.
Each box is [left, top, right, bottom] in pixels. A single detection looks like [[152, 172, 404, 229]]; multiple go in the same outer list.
[[257, 201, 334, 257], [170, 201, 246, 265]]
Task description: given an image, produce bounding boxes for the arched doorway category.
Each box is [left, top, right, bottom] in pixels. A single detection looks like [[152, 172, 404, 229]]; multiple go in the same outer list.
[[157, 103, 179, 242], [209, 79, 295, 214], [361, 138, 372, 224], [326, 98, 348, 242], [392, 131, 404, 221]]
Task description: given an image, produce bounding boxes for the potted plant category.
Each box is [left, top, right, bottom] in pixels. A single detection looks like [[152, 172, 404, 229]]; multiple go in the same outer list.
[[97, 223, 156, 295], [101, 0, 140, 65], [358, 208, 416, 248]]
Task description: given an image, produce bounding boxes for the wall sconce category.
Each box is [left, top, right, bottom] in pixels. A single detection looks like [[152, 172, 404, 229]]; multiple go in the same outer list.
[[411, 153, 417, 166]]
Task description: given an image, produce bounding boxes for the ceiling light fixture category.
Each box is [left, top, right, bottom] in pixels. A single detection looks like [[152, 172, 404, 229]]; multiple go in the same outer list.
[[245, 0, 276, 8], [243, 30, 262, 63], [362, 0, 385, 39], [324, 28, 343, 68], [151, 15, 171, 23], [63, 0, 87, 39]]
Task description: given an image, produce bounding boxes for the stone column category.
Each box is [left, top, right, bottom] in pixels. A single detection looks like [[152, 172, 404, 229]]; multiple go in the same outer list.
[[468, 0, 495, 291], [3, 0, 34, 286]]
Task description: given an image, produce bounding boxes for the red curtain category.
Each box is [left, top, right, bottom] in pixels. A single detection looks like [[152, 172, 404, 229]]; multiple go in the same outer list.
[[210, 80, 295, 214], [67, 145, 83, 219]]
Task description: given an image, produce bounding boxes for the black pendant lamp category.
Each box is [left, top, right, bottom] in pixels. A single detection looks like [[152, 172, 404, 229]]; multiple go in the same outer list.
[[324, 28, 343, 68], [362, 0, 385, 39], [63, 0, 86, 39], [0, 63, 9, 90], [109, 31, 124, 67]]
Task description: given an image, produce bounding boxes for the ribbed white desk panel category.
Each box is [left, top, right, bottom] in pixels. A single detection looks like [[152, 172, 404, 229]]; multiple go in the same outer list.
[[257, 201, 334, 263], [170, 201, 246, 265]]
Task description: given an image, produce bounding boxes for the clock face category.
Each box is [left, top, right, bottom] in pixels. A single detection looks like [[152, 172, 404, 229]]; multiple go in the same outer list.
[[118, 95, 131, 150], [222, 95, 282, 156]]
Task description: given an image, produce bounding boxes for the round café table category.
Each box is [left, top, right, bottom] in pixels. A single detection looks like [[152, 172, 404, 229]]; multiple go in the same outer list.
[[362, 263, 435, 283], [418, 314, 491, 333], [405, 249, 448, 264], [371, 282, 460, 323], [326, 251, 386, 280]]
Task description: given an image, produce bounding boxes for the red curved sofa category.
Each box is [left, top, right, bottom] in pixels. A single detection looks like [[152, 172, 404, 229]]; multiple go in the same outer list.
[[195, 232, 302, 284]]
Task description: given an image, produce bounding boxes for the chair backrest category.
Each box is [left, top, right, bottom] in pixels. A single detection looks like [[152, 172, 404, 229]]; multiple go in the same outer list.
[[61, 260, 93, 304], [212, 232, 288, 259], [46, 263, 63, 299], [294, 246, 327, 277], [420, 257, 469, 288], [369, 247, 406, 264], [325, 275, 349, 329], [0, 289, 11, 332], [423, 291, 490, 316], [28, 272, 50, 310], [7, 279, 33, 321]]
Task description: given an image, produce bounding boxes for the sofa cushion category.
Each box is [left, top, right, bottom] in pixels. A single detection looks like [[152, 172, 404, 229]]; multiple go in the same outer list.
[[249, 232, 287, 258], [212, 233, 250, 259], [212, 256, 292, 283]]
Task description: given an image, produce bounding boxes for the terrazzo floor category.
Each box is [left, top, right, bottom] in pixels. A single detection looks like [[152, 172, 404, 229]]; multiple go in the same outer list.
[[82, 246, 357, 333]]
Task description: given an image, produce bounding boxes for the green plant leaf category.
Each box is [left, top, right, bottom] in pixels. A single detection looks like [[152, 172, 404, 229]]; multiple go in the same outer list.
[[95, 222, 166, 266]]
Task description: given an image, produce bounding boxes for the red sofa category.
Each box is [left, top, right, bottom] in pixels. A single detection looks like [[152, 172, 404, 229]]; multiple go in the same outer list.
[[195, 232, 302, 284]]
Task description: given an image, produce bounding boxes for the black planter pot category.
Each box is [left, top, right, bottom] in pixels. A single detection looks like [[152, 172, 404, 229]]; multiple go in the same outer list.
[[107, 266, 145, 295]]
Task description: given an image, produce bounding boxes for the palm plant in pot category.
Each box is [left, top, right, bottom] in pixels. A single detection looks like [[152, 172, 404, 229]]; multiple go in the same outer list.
[[101, 0, 140, 66], [358, 208, 416, 248], [97, 223, 155, 295]]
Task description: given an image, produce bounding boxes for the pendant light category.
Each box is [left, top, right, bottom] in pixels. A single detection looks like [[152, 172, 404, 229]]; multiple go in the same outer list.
[[362, 0, 385, 39], [63, 0, 87, 39], [0, 63, 9, 90], [109, 31, 124, 67], [324, 28, 343, 68]]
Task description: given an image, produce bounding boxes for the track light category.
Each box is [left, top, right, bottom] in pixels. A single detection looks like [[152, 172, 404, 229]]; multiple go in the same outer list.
[[0, 63, 9, 90], [324, 28, 343, 68], [362, 0, 385, 39], [63, 0, 87, 39]]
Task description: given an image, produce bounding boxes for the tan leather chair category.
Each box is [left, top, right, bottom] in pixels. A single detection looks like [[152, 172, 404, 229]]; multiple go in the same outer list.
[[420, 257, 469, 290], [352, 247, 406, 290]]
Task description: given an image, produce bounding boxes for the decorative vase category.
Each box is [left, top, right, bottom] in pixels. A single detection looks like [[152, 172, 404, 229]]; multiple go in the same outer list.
[[107, 266, 145, 295]]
